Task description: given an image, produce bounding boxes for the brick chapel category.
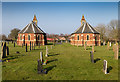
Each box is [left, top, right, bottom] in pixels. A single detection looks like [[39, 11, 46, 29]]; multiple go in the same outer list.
[[70, 15, 101, 46], [17, 15, 47, 46]]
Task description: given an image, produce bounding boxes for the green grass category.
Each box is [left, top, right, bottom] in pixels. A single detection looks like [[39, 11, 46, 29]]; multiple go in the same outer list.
[[2, 42, 118, 80]]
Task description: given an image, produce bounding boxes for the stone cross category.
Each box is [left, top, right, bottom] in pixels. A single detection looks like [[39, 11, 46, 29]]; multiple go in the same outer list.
[[26, 43, 27, 52], [40, 52, 43, 63], [30, 41, 31, 51], [45, 46, 48, 57], [103, 60, 107, 74], [90, 51, 94, 63]]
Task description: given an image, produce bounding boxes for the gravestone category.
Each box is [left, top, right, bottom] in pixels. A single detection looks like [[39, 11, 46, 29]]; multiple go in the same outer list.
[[114, 43, 118, 60], [103, 60, 108, 74], [37, 59, 47, 74], [92, 45, 94, 53], [6, 46, 9, 56], [84, 41, 87, 50], [1, 42, 3, 47], [32, 42, 33, 50], [40, 52, 43, 63], [45, 46, 48, 57], [39, 43, 40, 48], [107, 41, 110, 50], [22, 44, 23, 48], [110, 42, 111, 47], [30, 41, 31, 51], [90, 51, 94, 63], [26, 43, 27, 52], [51, 45, 52, 49], [103, 41, 106, 46], [14, 42, 15, 47], [2, 42, 7, 58], [34, 43, 35, 50]]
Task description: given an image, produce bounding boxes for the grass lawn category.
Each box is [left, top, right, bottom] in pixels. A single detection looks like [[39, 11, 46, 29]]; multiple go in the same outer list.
[[2, 42, 118, 80]]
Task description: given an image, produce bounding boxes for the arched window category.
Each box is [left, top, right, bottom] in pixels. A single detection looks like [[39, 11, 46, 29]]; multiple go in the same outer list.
[[38, 35, 39, 40], [20, 35, 22, 40], [77, 35, 79, 40], [28, 35, 30, 40], [87, 35, 89, 40]]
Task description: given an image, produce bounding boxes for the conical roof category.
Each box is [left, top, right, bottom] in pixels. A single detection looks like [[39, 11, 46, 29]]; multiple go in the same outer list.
[[18, 21, 45, 34], [73, 22, 99, 34]]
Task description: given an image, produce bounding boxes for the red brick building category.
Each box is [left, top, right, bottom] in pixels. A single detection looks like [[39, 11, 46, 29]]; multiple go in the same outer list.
[[70, 15, 101, 46], [17, 15, 47, 46]]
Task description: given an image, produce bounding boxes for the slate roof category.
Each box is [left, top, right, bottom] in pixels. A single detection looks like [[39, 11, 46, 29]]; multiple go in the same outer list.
[[73, 22, 99, 34], [18, 21, 45, 34]]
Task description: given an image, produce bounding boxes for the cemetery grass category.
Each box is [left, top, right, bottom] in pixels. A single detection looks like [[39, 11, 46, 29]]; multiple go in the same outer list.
[[2, 42, 118, 80]]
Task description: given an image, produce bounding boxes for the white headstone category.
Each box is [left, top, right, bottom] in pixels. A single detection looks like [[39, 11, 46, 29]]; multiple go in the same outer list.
[[110, 42, 111, 47], [40, 52, 43, 63], [103, 60, 108, 74], [45, 46, 48, 57]]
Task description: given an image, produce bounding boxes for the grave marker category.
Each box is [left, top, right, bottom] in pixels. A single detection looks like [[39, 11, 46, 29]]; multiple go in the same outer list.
[[26, 43, 27, 52], [6, 46, 9, 56], [32, 42, 33, 50], [14, 42, 15, 47], [107, 41, 110, 50], [110, 42, 111, 47], [92, 45, 94, 53], [90, 51, 94, 63], [2, 42, 7, 58], [40, 52, 43, 63], [103, 60, 108, 74], [114, 43, 118, 60], [45, 46, 48, 57], [34, 43, 35, 50], [30, 41, 31, 51]]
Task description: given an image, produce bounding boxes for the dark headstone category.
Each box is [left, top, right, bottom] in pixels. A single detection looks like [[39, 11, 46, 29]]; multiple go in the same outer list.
[[90, 51, 94, 63], [32, 42, 33, 50], [37, 59, 47, 74], [14, 42, 15, 47], [26, 43, 27, 52], [34, 43, 35, 50], [6, 46, 9, 56], [39, 43, 40, 48], [30, 41, 31, 51], [1, 42, 3, 47], [2, 43, 7, 58]]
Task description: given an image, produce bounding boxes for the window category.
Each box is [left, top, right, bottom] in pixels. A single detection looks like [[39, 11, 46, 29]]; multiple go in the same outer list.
[[20, 35, 22, 40], [87, 35, 89, 40], [38, 35, 39, 40], [77, 35, 79, 40], [28, 35, 30, 40]]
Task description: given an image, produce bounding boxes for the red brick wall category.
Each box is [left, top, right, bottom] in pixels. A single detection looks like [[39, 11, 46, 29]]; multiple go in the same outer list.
[[70, 33, 101, 46], [17, 33, 46, 46]]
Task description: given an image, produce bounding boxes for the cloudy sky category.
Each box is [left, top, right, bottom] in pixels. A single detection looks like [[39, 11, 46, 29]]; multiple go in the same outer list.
[[2, 1, 118, 36]]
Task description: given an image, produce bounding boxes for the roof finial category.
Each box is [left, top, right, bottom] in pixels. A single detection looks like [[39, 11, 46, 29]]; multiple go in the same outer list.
[[82, 14, 85, 20], [33, 14, 37, 25]]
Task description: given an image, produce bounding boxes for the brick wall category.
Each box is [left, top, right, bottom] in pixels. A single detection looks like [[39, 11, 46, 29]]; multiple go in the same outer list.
[[70, 33, 101, 46], [17, 33, 46, 46]]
